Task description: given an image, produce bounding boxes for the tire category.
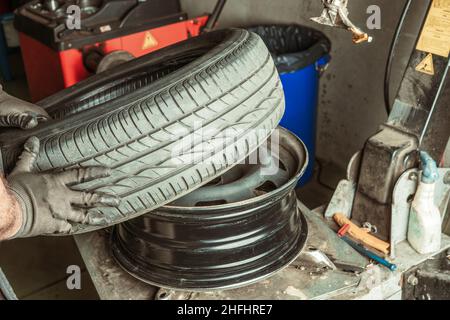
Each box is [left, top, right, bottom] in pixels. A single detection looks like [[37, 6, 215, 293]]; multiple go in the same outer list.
[[0, 29, 285, 234]]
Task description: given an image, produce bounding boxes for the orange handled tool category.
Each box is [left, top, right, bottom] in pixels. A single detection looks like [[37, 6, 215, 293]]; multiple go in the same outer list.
[[333, 213, 390, 255]]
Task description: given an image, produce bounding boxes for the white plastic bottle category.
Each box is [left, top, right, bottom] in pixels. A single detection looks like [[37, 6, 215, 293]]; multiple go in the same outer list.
[[407, 151, 442, 255]]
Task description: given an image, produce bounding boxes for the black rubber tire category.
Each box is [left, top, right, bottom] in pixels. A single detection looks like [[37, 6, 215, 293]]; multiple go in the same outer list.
[[0, 29, 285, 234]]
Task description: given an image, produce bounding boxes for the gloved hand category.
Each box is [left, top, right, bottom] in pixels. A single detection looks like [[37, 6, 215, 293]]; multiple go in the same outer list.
[[6, 137, 120, 238], [0, 85, 49, 129]]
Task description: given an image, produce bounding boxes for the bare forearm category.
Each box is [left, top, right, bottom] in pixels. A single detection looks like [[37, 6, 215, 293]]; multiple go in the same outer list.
[[0, 176, 22, 240]]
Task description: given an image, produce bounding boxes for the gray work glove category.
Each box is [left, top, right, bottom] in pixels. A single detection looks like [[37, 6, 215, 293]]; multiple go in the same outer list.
[[0, 85, 49, 129], [7, 137, 120, 237]]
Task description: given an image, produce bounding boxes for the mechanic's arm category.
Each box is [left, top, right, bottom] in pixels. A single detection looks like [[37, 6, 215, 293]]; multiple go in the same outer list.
[[0, 85, 49, 239], [0, 176, 21, 240], [0, 89, 120, 239]]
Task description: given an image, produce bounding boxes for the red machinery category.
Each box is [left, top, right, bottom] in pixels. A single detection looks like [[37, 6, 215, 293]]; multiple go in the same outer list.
[[0, 3, 10, 14], [14, 0, 225, 102]]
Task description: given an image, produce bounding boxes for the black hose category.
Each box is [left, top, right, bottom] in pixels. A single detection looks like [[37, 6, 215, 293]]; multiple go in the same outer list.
[[384, 0, 412, 115], [203, 0, 227, 32]]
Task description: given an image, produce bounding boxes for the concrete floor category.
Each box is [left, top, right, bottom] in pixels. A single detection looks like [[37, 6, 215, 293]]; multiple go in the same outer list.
[[0, 237, 98, 299], [0, 50, 342, 300]]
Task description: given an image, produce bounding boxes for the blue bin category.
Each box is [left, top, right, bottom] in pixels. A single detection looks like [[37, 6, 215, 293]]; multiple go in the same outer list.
[[249, 25, 331, 186], [279, 55, 330, 185]]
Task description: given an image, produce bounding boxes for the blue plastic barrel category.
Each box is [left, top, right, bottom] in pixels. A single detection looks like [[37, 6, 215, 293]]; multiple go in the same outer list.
[[279, 55, 330, 185], [249, 25, 331, 186]]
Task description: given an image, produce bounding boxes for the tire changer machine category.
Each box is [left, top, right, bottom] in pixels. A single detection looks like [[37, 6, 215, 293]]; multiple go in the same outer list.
[[14, 0, 226, 101]]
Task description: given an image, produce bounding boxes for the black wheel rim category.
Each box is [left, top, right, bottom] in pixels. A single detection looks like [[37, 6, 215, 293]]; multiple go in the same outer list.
[[111, 128, 309, 290]]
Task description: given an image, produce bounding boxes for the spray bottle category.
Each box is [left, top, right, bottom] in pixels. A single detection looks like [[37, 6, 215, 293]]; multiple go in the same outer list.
[[407, 151, 442, 254]]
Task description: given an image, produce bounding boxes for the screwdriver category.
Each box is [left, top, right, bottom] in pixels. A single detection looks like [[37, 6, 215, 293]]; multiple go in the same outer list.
[[337, 223, 397, 271]]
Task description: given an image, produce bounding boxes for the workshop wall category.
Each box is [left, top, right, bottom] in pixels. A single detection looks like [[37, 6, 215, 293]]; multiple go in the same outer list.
[[181, 0, 430, 171]]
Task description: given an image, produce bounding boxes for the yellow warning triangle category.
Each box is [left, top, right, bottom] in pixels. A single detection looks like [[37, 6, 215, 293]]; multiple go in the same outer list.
[[142, 32, 158, 50], [416, 53, 434, 75]]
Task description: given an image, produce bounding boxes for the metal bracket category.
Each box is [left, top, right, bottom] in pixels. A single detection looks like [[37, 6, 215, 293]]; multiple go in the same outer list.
[[324, 179, 355, 219], [324, 151, 360, 219]]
